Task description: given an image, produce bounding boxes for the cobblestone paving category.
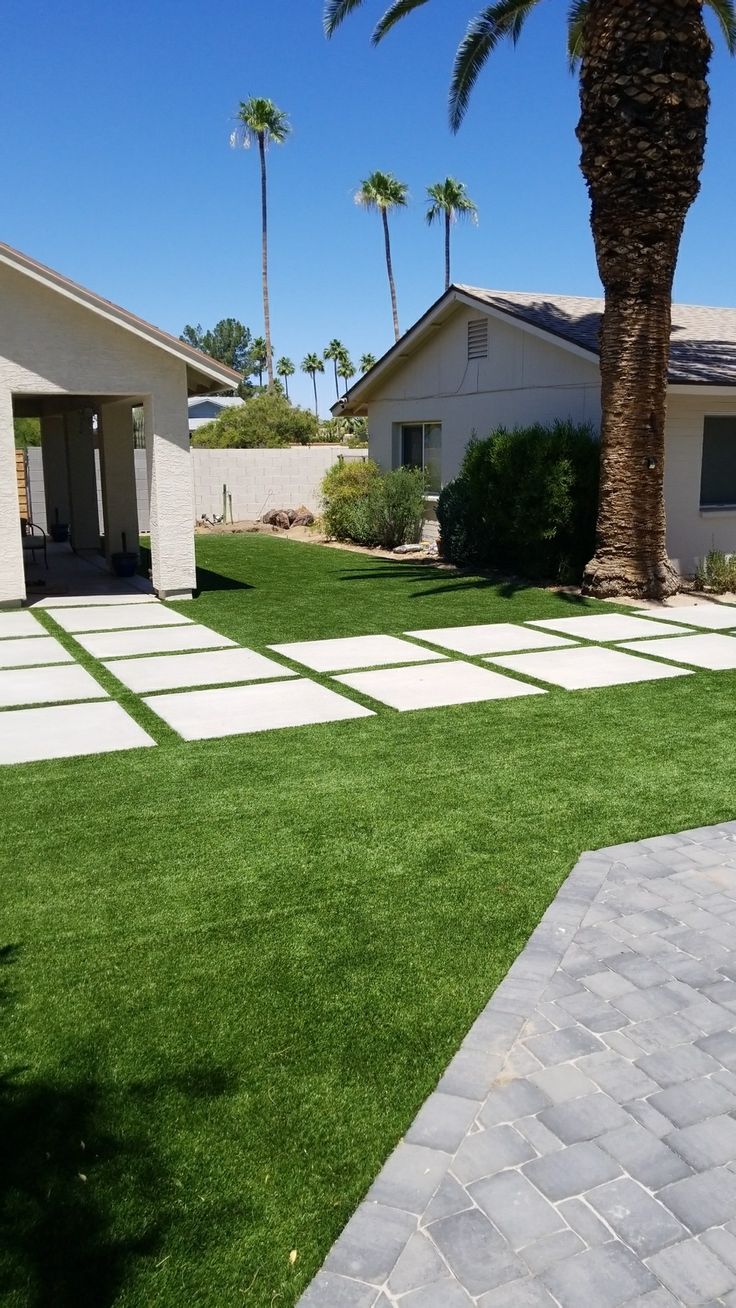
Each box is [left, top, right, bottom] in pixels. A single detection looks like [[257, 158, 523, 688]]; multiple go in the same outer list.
[[299, 822, 736, 1307]]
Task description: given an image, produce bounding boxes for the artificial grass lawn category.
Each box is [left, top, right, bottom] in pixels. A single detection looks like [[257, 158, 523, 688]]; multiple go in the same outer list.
[[3, 533, 736, 1306]]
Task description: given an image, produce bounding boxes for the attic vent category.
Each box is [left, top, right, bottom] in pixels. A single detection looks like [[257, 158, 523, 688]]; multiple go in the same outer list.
[[468, 318, 488, 360]]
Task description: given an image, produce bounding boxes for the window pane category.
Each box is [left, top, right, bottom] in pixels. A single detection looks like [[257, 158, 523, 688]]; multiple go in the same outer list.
[[701, 417, 736, 506], [401, 425, 423, 471], [424, 424, 442, 494]]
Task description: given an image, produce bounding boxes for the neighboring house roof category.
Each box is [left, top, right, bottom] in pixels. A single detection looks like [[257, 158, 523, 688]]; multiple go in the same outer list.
[[187, 396, 244, 412], [336, 284, 736, 414], [0, 241, 243, 393]]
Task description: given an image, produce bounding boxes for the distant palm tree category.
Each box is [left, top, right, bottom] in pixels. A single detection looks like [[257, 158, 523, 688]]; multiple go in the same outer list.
[[276, 355, 295, 399], [301, 353, 325, 418], [359, 352, 377, 374], [426, 177, 478, 291], [355, 171, 407, 343], [324, 339, 349, 401], [230, 97, 291, 388], [251, 336, 268, 388], [337, 353, 356, 395], [326, 0, 736, 599]]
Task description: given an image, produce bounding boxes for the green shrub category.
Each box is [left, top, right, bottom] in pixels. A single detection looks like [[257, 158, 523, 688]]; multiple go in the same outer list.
[[321, 459, 425, 548], [696, 550, 736, 593], [192, 390, 317, 448], [437, 421, 599, 581]]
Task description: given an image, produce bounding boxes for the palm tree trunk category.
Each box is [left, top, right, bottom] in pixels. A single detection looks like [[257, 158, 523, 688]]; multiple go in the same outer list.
[[578, 0, 710, 598], [258, 132, 274, 388], [284, 375, 289, 400], [445, 211, 451, 291], [382, 208, 400, 342], [312, 372, 319, 419], [333, 360, 339, 401]]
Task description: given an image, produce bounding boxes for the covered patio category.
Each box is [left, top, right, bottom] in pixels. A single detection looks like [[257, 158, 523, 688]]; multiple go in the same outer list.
[[0, 242, 240, 608]]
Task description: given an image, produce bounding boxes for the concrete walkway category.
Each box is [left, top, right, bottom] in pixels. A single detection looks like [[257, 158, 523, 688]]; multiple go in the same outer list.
[[301, 822, 736, 1307]]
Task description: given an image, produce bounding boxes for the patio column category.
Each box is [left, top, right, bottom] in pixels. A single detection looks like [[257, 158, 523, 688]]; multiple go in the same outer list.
[[41, 414, 70, 534], [0, 388, 26, 607], [144, 382, 196, 599], [65, 408, 100, 551], [98, 401, 139, 562]]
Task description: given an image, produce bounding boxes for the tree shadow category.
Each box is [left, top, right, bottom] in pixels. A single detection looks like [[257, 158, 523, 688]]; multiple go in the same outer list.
[[0, 945, 235, 1308], [338, 563, 594, 604]]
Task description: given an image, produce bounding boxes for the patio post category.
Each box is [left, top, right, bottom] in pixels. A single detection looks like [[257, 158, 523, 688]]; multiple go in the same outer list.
[[40, 414, 70, 534], [98, 401, 139, 564], [0, 387, 26, 607], [65, 408, 100, 551], [144, 381, 196, 599]]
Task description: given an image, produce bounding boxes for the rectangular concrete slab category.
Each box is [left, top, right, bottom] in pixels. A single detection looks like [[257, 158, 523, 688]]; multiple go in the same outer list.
[[526, 614, 691, 641], [0, 636, 73, 668], [404, 623, 576, 655], [76, 625, 235, 659], [50, 604, 193, 633], [143, 678, 375, 740], [490, 646, 692, 691], [0, 664, 108, 707], [619, 633, 736, 670], [0, 611, 46, 639], [32, 593, 157, 608], [0, 701, 155, 765], [105, 647, 298, 693], [335, 660, 546, 711], [635, 603, 736, 630], [268, 634, 446, 672]]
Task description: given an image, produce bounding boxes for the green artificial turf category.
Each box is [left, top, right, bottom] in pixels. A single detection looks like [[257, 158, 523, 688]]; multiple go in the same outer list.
[[2, 534, 736, 1306]]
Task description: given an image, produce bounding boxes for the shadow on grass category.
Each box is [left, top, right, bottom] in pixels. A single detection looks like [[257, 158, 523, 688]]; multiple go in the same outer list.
[[0, 945, 234, 1308], [338, 563, 596, 604], [138, 545, 252, 596]]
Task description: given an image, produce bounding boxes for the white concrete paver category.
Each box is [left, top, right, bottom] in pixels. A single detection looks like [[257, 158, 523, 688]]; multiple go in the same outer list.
[[268, 634, 446, 672], [620, 633, 736, 670], [0, 701, 155, 764], [335, 660, 546, 711], [50, 604, 193, 633], [105, 647, 297, 693], [527, 614, 691, 641], [0, 611, 46, 639], [634, 603, 736, 631], [75, 625, 235, 659], [0, 664, 108, 707], [0, 636, 73, 668], [490, 645, 693, 690], [32, 593, 159, 608], [405, 623, 576, 655], [142, 678, 375, 740]]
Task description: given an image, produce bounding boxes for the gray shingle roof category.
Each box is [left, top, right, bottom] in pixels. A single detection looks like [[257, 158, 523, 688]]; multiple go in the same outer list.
[[458, 285, 736, 387]]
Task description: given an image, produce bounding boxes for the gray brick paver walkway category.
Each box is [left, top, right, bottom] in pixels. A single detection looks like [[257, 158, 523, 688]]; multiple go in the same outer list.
[[299, 822, 736, 1307]]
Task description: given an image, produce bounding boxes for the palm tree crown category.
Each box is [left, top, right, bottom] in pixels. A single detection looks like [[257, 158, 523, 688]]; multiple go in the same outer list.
[[230, 97, 291, 388], [355, 171, 408, 343], [359, 352, 377, 373], [326, 1, 736, 130], [324, 338, 349, 400], [426, 176, 478, 289], [276, 355, 295, 399]]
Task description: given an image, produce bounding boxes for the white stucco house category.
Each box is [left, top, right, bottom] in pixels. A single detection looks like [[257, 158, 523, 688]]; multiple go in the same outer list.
[[335, 285, 736, 573], [188, 395, 244, 432], [0, 242, 241, 607]]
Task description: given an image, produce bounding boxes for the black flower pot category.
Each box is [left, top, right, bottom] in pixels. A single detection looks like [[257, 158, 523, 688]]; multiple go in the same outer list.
[[111, 551, 139, 578], [49, 522, 69, 543]]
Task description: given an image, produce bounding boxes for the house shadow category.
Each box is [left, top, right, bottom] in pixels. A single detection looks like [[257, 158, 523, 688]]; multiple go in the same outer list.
[[0, 944, 235, 1308], [138, 546, 252, 596]]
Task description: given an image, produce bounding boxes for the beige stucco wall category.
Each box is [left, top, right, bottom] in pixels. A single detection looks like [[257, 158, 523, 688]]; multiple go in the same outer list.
[[365, 304, 736, 575]]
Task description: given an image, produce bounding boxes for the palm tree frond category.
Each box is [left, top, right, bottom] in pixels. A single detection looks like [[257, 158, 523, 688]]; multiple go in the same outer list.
[[355, 170, 409, 211], [706, 0, 736, 52], [324, 0, 366, 36], [233, 97, 291, 147], [567, 0, 589, 67], [450, 0, 540, 131], [373, 0, 431, 44]]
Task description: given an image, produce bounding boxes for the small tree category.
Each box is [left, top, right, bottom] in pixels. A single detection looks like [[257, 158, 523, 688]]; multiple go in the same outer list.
[[301, 353, 325, 418], [276, 356, 295, 399], [191, 389, 317, 448]]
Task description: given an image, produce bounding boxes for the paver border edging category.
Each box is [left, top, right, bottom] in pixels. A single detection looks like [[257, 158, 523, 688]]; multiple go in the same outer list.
[[297, 843, 617, 1305]]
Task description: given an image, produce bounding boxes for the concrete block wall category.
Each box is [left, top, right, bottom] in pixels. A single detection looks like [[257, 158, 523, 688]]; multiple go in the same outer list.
[[25, 445, 367, 536]]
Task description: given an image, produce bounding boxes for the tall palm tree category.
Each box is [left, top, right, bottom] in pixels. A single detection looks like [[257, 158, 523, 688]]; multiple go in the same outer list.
[[251, 336, 268, 388], [355, 171, 408, 343], [324, 339, 349, 400], [301, 353, 325, 418], [337, 353, 356, 395], [326, 0, 736, 599], [230, 97, 291, 388], [426, 177, 478, 291], [276, 355, 295, 400], [359, 352, 377, 374]]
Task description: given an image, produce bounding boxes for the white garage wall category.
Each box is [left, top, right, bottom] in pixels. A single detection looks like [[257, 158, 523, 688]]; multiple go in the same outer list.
[[26, 445, 367, 534]]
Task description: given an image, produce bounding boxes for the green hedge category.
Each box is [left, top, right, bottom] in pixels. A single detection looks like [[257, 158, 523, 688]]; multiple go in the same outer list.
[[321, 459, 425, 549], [437, 421, 599, 581], [191, 390, 317, 448]]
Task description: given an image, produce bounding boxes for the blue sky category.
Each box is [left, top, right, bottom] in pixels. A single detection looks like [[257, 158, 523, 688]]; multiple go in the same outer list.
[[2, 0, 734, 410]]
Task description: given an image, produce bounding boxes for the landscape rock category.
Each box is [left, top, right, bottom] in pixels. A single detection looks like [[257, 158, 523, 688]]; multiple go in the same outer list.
[[291, 505, 315, 526], [393, 543, 424, 554]]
